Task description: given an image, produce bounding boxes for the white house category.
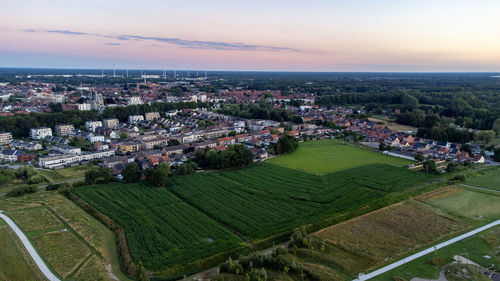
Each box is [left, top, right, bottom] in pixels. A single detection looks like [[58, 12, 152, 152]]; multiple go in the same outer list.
[[85, 121, 103, 132], [128, 115, 144, 124], [30, 127, 53, 140]]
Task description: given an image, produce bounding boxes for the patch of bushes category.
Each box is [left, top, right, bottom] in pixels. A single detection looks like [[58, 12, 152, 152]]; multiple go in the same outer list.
[[427, 256, 447, 267], [6, 185, 37, 197]]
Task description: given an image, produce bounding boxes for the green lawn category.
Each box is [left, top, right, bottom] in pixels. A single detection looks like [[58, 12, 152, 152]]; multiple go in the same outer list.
[[422, 187, 500, 222], [466, 166, 500, 191], [373, 226, 500, 281], [267, 139, 412, 175]]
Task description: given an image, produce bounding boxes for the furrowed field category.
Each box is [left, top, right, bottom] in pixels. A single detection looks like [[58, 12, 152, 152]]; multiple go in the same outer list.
[[73, 183, 242, 270], [73, 140, 433, 273]]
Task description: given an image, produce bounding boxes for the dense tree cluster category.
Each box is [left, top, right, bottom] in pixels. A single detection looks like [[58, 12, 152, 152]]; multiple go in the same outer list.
[[218, 102, 298, 123], [84, 167, 113, 185], [194, 144, 254, 170], [274, 135, 299, 155]]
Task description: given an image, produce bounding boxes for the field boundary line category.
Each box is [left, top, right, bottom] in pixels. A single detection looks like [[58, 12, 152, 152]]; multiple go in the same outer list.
[[459, 183, 500, 193], [0, 210, 61, 281], [353, 219, 500, 281]]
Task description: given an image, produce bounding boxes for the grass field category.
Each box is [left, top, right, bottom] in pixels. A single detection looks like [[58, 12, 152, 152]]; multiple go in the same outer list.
[[0, 190, 131, 281], [466, 166, 500, 191], [0, 225, 43, 281], [73, 182, 243, 270], [267, 139, 412, 175], [32, 230, 91, 279], [302, 201, 464, 277], [418, 186, 500, 221], [373, 226, 500, 281], [368, 117, 418, 133], [7, 207, 63, 232]]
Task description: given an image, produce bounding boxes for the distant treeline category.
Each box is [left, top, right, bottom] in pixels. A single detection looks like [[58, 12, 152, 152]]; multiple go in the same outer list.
[[0, 101, 202, 138]]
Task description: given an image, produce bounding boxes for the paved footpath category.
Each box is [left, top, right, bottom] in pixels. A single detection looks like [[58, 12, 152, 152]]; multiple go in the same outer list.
[[0, 210, 61, 281], [353, 219, 500, 281]]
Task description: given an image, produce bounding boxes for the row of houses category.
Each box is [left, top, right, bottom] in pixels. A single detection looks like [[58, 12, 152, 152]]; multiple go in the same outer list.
[[38, 150, 115, 169]]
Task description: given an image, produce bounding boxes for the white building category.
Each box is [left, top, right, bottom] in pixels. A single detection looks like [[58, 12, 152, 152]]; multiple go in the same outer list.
[[77, 103, 92, 111], [85, 121, 103, 132], [88, 135, 105, 143], [103, 118, 119, 128], [128, 115, 144, 124], [38, 150, 115, 168], [30, 127, 53, 140], [0, 132, 13, 144], [127, 96, 143, 106]]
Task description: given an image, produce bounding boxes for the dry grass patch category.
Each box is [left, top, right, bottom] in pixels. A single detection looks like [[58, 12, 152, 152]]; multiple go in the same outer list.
[[32, 230, 91, 279], [8, 207, 63, 232], [74, 255, 111, 281], [312, 202, 463, 275], [52, 200, 112, 261]]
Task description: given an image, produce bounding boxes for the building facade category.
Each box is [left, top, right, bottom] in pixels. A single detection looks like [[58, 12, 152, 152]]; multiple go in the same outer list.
[[30, 127, 53, 140]]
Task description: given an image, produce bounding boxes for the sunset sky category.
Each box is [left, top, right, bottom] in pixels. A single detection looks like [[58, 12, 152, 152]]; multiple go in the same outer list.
[[1, 0, 500, 71]]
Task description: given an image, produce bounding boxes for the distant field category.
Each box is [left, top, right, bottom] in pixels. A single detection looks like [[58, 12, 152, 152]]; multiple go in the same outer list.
[[305, 201, 463, 277], [0, 225, 43, 281], [73, 183, 243, 270], [419, 186, 500, 221], [466, 166, 500, 191], [7, 207, 63, 232], [368, 117, 418, 133], [267, 139, 411, 175]]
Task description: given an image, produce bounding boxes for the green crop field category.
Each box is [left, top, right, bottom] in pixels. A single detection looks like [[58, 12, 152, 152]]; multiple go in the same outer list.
[[466, 166, 500, 191], [171, 163, 431, 238], [74, 140, 432, 274], [73, 183, 242, 270], [267, 139, 412, 175]]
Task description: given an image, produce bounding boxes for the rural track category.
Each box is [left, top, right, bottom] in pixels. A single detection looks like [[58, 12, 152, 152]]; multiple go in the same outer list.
[[459, 183, 499, 193], [353, 219, 500, 281], [0, 210, 61, 281]]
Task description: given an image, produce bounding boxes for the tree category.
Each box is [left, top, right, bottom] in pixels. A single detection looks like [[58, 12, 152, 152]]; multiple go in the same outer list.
[[460, 144, 472, 155], [379, 142, 386, 151], [228, 130, 237, 137], [167, 139, 180, 146], [493, 119, 500, 136], [176, 162, 196, 175], [85, 167, 112, 185], [414, 153, 424, 162], [401, 94, 419, 111], [150, 168, 168, 186], [122, 163, 141, 183], [494, 147, 500, 162], [275, 135, 298, 155], [422, 160, 440, 175], [120, 132, 128, 140], [135, 262, 149, 281]]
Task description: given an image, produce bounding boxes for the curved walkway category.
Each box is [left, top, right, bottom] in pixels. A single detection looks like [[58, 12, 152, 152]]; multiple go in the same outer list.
[[0, 210, 61, 281], [353, 219, 500, 281]]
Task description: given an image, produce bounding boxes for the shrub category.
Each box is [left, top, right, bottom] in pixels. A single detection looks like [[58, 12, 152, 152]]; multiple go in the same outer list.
[[427, 256, 446, 267], [393, 276, 408, 281], [6, 185, 37, 197]]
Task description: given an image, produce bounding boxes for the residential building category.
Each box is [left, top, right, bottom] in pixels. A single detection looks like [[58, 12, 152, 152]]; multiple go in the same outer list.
[[85, 121, 103, 132], [103, 118, 119, 128], [55, 124, 74, 136], [127, 96, 143, 105], [145, 112, 160, 121], [128, 115, 144, 124], [77, 103, 92, 111], [10, 140, 42, 151], [30, 127, 52, 140], [0, 132, 13, 144]]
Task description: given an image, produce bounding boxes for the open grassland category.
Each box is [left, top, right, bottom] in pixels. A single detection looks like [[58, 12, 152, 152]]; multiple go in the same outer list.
[[368, 117, 418, 133], [267, 139, 412, 175], [0, 225, 44, 281], [73, 183, 243, 270], [373, 226, 500, 281], [32, 230, 91, 279], [7, 207, 63, 232], [36, 164, 93, 183], [466, 166, 500, 191], [0, 190, 129, 281], [418, 186, 500, 221], [302, 201, 464, 278]]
